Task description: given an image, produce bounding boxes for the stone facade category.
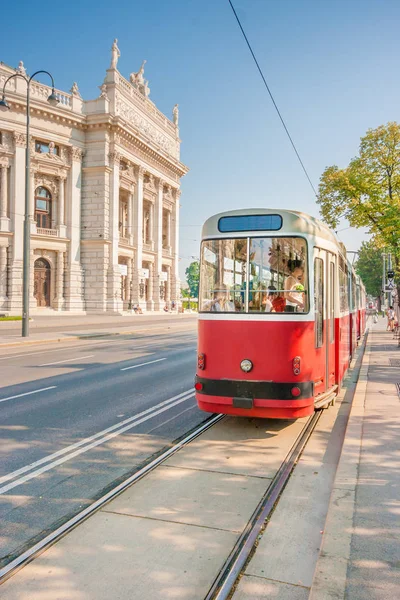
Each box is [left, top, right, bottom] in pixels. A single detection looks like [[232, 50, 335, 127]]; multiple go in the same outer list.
[[0, 43, 188, 314]]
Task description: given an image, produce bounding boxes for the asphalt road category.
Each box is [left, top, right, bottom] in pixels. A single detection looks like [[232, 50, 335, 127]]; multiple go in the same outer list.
[[0, 319, 205, 568]]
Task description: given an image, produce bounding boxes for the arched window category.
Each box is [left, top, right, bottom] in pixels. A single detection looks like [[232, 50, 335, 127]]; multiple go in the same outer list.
[[35, 187, 52, 229]]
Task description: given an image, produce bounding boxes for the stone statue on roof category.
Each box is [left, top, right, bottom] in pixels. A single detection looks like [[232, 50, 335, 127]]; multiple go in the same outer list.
[[130, 61, 150, 96], [17, 61, 26, 76], [173, 104, 179, 126], [70, 82, 81, 97], [110, 39, 120, 69]]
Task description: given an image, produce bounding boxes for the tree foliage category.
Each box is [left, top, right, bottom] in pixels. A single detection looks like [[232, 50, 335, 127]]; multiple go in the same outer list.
[[354, 240, 383, 298], [185, 261, 199, 298], [318, 122, 400, 298]]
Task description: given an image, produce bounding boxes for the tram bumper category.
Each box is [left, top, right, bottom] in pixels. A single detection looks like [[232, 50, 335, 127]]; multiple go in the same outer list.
[[195, 376, 315, 419]]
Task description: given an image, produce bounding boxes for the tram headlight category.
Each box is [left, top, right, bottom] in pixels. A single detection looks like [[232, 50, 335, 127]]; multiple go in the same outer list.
[[240, 359, 253, 373]]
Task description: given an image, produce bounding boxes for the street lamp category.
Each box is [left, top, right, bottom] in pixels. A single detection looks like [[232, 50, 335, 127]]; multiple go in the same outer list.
[[0, 70, 58, 336]]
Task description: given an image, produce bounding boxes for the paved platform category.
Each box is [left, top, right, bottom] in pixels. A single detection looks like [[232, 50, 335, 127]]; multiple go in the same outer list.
[[310, 320, 400, 600]]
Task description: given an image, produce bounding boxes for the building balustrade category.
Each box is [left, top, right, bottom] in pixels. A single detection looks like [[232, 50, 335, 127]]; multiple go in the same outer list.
[[36, 227, 59, 237]]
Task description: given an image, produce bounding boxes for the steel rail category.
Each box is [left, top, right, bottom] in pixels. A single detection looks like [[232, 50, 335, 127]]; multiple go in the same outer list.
[[0, 412, 224, 584], [204, 410, 322, 600]]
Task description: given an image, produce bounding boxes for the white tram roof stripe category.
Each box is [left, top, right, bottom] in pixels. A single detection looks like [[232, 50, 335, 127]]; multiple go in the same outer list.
[[201, 208, 343, 249]]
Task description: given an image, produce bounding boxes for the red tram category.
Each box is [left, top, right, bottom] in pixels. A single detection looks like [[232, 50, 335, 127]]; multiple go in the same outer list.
[[195, 209, 366, 419]]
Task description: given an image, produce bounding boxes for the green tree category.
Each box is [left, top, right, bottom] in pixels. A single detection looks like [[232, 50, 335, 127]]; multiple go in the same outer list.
[[318, 122, 400, 298], [185, 261, 199, 298], [354, 240, 383, 297]]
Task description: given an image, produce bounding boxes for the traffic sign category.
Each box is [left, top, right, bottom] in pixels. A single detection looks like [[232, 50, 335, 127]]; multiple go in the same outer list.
[[387, 270, 395, 279]]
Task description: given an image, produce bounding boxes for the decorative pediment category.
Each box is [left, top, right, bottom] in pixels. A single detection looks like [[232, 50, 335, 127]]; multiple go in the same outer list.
[[33, 174, 59, 199]]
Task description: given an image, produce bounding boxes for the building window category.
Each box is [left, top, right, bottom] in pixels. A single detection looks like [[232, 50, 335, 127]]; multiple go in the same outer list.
[[35, 140, 59, 155], [35, 186, 52, 229], [0, 132, 2, 145]]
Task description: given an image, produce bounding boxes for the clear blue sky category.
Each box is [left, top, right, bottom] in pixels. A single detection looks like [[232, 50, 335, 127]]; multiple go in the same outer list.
[[2, 0, 398, 279]]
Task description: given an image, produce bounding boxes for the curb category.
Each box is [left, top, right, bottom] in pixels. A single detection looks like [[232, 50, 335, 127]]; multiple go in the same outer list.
[[308, 329, 371, 599], [0, 319, 195, 349]]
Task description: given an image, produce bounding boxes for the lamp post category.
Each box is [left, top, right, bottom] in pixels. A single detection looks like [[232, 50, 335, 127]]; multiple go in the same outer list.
[[0, 70, 58, 336]]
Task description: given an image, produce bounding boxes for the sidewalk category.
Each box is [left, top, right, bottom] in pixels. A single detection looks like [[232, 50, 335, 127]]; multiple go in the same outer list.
[[0, 313, 196, 348], [310, 319, 400, 600]]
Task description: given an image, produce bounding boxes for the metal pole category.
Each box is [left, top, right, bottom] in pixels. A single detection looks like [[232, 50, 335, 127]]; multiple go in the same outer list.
[[22, 84, 31, 337], [382, 252, 386, 312], [388, 252, 392, 307]]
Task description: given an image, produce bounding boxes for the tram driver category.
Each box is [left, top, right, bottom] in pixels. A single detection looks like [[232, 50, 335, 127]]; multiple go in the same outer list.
[[284, 261, 305, 312]]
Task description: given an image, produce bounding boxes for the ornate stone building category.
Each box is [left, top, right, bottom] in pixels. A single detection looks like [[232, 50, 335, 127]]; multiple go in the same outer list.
[[0, 41, 188, 314]]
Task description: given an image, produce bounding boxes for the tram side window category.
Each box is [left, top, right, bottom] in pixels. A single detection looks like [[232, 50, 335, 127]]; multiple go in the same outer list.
[[200, 239, 247, 312], [339, 268, 348, 312], [314, 258, 324, 348]]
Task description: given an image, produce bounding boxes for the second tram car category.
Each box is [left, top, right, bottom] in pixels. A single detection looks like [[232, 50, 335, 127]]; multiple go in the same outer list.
[[195, 209, 366, 419]]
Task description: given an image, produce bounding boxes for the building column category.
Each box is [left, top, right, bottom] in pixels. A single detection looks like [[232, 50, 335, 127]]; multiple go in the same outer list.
[[133, 167, 144, 307], [172, 190, 181, 303], [58, 177, 67, 237], [0, 165, 11, 232], [149, 202, 154, 247], [107, 151, 123, 313], [127, 190, 133, 245], [166, 265, 171, 302], [30, 172, 37, 234], [167, 210, 171, 249], [147, 262, 154, 311], [0, 245, 8, 306], [55, 251, 65, 310], [8, 133, 26, 312], [127, 257, 133, 309], [65, 147, 85, 312], [29, 251, 35, 309], [153, 179, 164, 310]]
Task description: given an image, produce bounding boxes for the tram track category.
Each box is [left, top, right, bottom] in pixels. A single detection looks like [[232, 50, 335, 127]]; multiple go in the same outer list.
[[0, 412, 224, 584], [204, 410, 322, 600]]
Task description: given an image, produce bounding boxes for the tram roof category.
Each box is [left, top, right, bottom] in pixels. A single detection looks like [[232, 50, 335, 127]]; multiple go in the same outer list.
[[202, 208, 344, 251]]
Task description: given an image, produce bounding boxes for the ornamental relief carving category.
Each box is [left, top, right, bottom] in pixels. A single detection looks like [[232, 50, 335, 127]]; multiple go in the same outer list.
[[34, 174, 59, 199], [116, 98, 179, 159], [13, 132, 27, 148], [0, 131, 13, 153], [0, 156, 11, 168], [144, 173, 156, 191], [108, 151, 121, 166], [117, 136, 180, 183]]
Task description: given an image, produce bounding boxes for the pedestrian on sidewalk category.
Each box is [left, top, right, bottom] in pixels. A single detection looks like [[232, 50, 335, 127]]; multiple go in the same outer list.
[[386, 306, 395, 331]]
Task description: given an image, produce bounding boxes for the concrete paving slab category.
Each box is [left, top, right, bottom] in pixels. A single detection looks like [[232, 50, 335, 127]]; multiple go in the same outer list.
[[166, 417, 307, 478], [346, 562, 400, 600], [103, 465, 270, 533], [233, 574, 309, 600], [0, 511, 238, 600], [239, 402, 350, 592]]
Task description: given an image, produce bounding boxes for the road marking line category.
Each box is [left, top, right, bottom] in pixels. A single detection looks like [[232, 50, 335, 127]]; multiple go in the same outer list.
[[39, 355, 95, 367], [0, 391, 195, 494], [0, 386, 57, 404], [0, 388, 194, 485], [120, 358, 167, 371], [0, 341, 110, 361]]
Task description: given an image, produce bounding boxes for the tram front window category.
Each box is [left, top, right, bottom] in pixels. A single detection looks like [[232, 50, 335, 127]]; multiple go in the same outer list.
[[200, 237, 308, 313]]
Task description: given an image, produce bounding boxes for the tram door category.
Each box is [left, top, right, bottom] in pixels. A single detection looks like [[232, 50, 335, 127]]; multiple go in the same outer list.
[[326, 253, 336, 389], [314, 249, 336, 393]]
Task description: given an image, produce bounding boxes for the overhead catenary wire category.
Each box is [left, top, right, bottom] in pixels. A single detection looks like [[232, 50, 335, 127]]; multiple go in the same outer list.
[[227, 0, 318, 199]]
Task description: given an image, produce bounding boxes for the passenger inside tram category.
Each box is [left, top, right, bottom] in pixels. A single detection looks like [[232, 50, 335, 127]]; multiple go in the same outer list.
[[206, 284, 235, 312], [284, 260, 305, 312]]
